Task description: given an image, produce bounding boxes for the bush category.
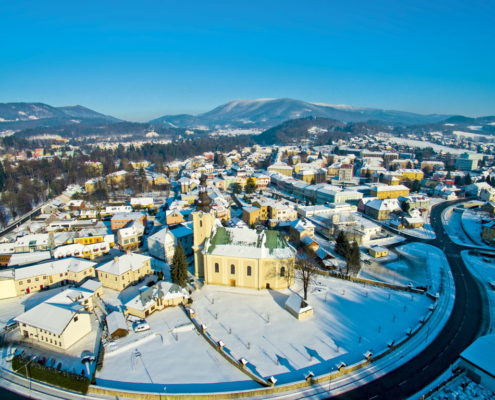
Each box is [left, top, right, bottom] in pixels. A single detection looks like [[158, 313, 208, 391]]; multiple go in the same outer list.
[[13, 355, 90, 393]]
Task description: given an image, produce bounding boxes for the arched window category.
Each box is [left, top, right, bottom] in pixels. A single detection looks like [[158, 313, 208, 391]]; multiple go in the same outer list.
[[199, 220, 203, 228], [247, 266, 252, 276], [214, 263, 219, 273], [230, 264, 235, 274], [280, 266, 286, 277]]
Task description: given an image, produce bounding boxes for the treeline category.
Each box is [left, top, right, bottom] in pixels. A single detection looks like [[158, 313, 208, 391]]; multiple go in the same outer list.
[[0, 134, 256, 225]]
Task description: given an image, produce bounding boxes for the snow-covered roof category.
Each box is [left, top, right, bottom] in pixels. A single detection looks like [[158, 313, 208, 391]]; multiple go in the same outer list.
[[125, 281, 188, 311], [12, 257, 96, 280], [205, 227, 295, 260], [15, 288, 90, 335], [96, 253, 150, 275], [285, 293, 313, 314], [106, 311, 128, 334], [461, 334, 495, 377]]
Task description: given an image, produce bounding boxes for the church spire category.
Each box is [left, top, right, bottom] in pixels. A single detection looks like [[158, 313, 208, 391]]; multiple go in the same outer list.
[[196, 174, 212, 212]]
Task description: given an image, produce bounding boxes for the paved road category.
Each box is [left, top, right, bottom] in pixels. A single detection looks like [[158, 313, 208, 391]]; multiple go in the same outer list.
[[331, 200, 486, 400]]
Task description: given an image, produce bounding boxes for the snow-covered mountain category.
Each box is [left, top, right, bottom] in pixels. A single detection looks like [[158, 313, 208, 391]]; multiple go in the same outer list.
[[149, 98, 451, 129], [0, 102, 121, 130]]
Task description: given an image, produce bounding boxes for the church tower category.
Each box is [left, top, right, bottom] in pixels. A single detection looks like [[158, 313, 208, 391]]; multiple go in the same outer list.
[[192, 210, 215, 279]]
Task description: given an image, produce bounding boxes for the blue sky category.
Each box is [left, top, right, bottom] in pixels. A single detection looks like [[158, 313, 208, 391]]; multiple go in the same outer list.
[[1, 0, 494, 121]]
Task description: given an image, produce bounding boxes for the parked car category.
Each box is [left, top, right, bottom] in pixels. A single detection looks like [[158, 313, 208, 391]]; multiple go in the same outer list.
[[4, 319, 18, 332], [133, 322, 150, 332]]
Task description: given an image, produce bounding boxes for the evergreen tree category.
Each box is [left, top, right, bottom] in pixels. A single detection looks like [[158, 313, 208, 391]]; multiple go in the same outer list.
[[0, 161, 6, 191], [464, 173, 472, 186], [170, 243, 188, 287], [335, 231, 350, 257], [245, 177, 256, 194]]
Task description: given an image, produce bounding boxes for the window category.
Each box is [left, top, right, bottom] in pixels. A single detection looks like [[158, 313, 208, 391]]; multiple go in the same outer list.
[[200, 220, 203, 228], [214, 263, 219, 273], [280, 267, 286, 277], [247, 266, 252, 276], [230, 264, 235, 274], [74, 316, 78, 322]]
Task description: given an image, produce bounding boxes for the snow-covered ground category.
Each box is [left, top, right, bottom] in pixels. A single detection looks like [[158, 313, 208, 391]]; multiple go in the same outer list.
[[461, 209, 494, 248], [191, 278, 432, 385], [395, 223, 436, 240], [387, 137, 475, 155], [95, 276, 432, 393], [360, 242, 447, 292], [461, 250, 495, 333], [97, 306, 251, 393], [443, 206, 494, 249]]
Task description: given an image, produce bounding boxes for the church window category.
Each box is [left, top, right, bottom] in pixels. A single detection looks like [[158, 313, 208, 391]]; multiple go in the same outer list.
[[280, 266, 286, 277], [214, 263, 219, 273], [247, 266, 252, 276], [230, 264, 235, 274]]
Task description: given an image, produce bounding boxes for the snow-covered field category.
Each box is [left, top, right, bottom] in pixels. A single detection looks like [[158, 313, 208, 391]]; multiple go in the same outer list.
[[443, 206, 494, 249], [360, 242, 447, 292], [461, 209, 493, 248], [387, 137, 475, 155], [97, 306, 251, 393], [461, 250, 495, 332], [95, 276, 432, 392]]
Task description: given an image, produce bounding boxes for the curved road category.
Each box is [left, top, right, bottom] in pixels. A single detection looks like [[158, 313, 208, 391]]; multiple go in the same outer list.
[[332, 200, 486, 400]]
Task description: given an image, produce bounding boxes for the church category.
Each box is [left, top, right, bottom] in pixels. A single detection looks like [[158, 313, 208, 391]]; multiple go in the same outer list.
[[192, 176, 296, 290]]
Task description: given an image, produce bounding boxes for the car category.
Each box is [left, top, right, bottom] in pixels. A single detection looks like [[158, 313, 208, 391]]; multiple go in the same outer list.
[[133, 322, 150, 332], [4, 319, 18, 332]]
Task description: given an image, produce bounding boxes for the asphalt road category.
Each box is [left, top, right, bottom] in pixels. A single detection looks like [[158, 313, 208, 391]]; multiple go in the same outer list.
[[331, 200, 486, 400]]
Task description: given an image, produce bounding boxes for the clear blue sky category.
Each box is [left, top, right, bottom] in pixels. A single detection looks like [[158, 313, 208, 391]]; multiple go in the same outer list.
[[1, 0, 494, 121]]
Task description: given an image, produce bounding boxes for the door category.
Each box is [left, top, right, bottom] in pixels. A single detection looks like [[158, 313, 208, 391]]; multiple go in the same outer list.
[[266, 283, 271, 289], [230, 279, 236, 287]]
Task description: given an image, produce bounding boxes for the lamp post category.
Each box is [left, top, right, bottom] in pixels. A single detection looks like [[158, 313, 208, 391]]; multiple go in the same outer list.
[[13, 355, 36, 398]]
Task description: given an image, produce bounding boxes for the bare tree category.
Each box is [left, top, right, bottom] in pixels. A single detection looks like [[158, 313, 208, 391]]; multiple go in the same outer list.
[[296, 253, 320, 301]]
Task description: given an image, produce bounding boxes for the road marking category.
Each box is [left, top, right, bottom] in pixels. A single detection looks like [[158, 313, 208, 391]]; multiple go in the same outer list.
[[422, 365, 429, 371], [399, 380, 407, 386]]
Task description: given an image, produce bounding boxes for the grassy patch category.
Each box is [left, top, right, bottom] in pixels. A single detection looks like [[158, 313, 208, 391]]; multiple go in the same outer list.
[[13, 355, 90, 394]]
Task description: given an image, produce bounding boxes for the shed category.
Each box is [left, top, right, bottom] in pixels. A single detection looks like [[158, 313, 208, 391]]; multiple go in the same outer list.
[[106, 311, 129, 339]]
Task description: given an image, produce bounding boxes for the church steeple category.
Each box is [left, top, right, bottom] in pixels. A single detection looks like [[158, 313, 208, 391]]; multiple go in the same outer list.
[[196, 174, 212, 212]]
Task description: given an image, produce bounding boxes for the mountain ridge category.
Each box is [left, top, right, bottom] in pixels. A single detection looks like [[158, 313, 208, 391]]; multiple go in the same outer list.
[[149, 98, 455, 129]]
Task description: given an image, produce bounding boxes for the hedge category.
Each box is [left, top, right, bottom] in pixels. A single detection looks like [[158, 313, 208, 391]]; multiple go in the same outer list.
[[13, 355, 90, 394]]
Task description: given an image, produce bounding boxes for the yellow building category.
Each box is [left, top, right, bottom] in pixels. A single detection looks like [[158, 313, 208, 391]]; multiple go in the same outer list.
[[125, 281, 189, 319], [130, 161, 151, 169], [398, 169, 424, 182], [242, 206, 261, 226], [369, 246, 389, 258], [482, 221, 495, 244], [96, 253, 152, 291], [370, 185, 410, 199], [267, 163, 293, 177], [193, 211, 295, 290], [15, 287, 95, 350], [0, 258, 97, 299], [106, 170, 128, 186]]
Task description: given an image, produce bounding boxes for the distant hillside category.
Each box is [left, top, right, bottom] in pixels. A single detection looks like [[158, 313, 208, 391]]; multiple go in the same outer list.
[[443, 115, 495, 125], [0, 102, 121, 131], [12, 121, 182, 140], [150, 98, 453, 129], [253, 117, 386, 145]]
